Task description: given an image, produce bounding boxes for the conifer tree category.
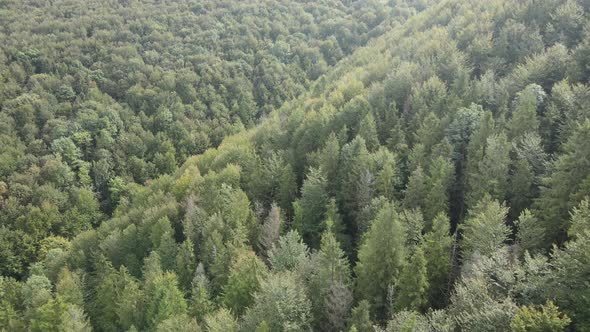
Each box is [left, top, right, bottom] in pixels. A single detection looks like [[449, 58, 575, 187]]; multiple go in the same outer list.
[[258, 203, 282, 255], [358, 112, 380, 152], [422, 213, 453, 308], [221, 250, 268, 316], [394, 247, 429, 312], [143, 272, 187, 330], [355, 202, 406, 320], [189, 263, 213, 322], [461, 196, 510, 258], [515, 209, 545, 254], [537, 120, 590, 244], [348, 300, 374, 332], [297, 167, 329, 247]]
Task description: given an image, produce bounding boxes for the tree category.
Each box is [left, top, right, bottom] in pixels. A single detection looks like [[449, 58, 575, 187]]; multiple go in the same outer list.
[[515, 210, 545, 254], [403, 166, 428, 212], [144, 272, 188, 330], [424, 156, 454, 225], [296, 167, 329, 247], [318, 133, 341, 195], [508, 84, 544, 141], [204, 308, 238, 332], [156, 314, 202, 332], [258, 203, 282, 255], [338, 136, 372, 240], [394, 247, 429, 312], [467, 133, 511, 208], [358, 112, 380, 152], [175, 240, 196, 293], [348, 300, 374, 332], [242, 272, 311, 331], [537, 120, 590, 244], [268, 230, 309, 272], [189, 264, 213, 322], [355, 202, 406, 320], [567, 197, 590, 240], [29, 297, 68, 332], [549, 214, 590, 330], [56, 268, 84, 306], [460, 196, 510, 258], [60, 304, 93, 332], [510, 301, 570, 332], [311, 224, 352, 330], [221, 250, 268, 316], [422, 213, 452, 308]]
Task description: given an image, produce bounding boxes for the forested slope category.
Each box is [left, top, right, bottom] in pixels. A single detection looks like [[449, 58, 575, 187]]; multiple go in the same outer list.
[[2, 0, 590, 331], [0, 0, 433, 279]]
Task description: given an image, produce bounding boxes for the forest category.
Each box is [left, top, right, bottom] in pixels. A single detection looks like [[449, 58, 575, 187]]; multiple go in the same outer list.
[[0, 0, 589, 331]]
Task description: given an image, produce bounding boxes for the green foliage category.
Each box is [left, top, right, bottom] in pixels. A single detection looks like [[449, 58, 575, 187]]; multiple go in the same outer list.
[[268, 230, 309, 272], [348, 300, 374, 332], [460, 196, 511, 258], [2, 0, 590, 330], [510, 301, 570, 332], [395, 247, 429, 312], [422, 214, 453, 308], [204, 308, 238, 332], [143, 272, 188, 330], [296, 167, 329, 246], [221, 250, 268, 316], [242, 272, 312, 332], [355, 202, 406, 320]]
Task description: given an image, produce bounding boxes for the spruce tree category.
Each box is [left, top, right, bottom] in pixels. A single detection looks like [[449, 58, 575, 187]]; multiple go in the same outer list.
[[461, 196, 510, 258], [355, 202, 406, 320], [394, 247, 429, 312], [422, 213, 453, 308]]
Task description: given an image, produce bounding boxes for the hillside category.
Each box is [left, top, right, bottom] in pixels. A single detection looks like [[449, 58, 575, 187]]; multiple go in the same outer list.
[[2, 0, 590, 331]]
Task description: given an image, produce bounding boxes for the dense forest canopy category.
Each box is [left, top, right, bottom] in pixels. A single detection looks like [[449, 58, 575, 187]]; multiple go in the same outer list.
[[1, 0, 590, 331]]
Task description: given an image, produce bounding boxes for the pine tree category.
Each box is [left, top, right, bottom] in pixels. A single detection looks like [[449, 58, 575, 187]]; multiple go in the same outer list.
[[268, 230, 309, 272], [461, 196, 510, 258], [537, 120, 590, 244], [422, 213, 453, 308], [56, 268, 84, 306], [319, 133, 341, 196], [403, 166, 428, 212], [60, 304, 93, 332], [467, 133, 511, 208], [358, 112, 380, 152], [175, 240, 196, 293], [338, 136, 372, 240], [511, 301, 570, 332], [567, 197, 590, 240], [258, 203, 282, 255], [242, 272, 311, 331], [297, 167, 329, 247], [515, 209, 545, 254], [189, 263, 213, 322], [355, 202, 406, 320], [394, 247, 429, 312], [324, 280, 353, 332], [311, 223, 352, 330], [424, 157, 453, 226], [508, 84, 543, 141], [221, 250, 268, 316], [204, 308, 238, 332], [348, 300, 374, 332], [144, 272, 188, 329]]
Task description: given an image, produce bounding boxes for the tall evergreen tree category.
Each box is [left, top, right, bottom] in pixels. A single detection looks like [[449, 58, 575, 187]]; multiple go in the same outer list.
[[460, 196, 510, 258], [355, 202, 406, 320], [537, 120, 590, 244], [394, 247, 429, 312], [422, 213, 453, 308], [296, 167, 329, 247]]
